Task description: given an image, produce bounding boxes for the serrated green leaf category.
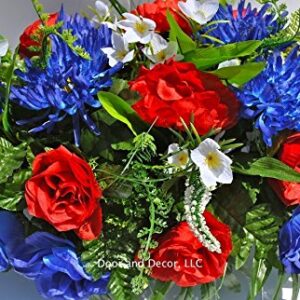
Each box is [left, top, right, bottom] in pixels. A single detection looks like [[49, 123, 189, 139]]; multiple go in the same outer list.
[[210, 62, 266, 86], [233, 156, 300, 182], [0, 169, 31, 211], [166, 10, 196, 54], [184, 40, 262, 70], [0, 138, 26, 184], [109, 268, 138, 300]]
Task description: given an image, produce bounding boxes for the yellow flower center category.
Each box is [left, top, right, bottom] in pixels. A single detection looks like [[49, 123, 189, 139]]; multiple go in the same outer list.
[[205, 152, 221, 169], [134, 21, 148, 34], [177, 153, 189, 166], [116, 50, 127, 60], [64, 78, 74, 94], [196, 10, 207, 19], [156, 50, 167, 61]]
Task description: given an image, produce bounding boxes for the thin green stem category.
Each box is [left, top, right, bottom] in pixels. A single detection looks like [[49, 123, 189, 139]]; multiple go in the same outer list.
[[272, 271, 285, 300], [2, 46, 19, 142], [292, 274, 299, 300]]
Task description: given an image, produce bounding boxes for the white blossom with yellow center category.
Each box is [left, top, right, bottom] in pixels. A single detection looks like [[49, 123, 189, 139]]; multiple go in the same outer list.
[[178, 0, 219, 25], [117, 13, 156, 44], [167, 143, 189, 169], [102, 32, 135, 67], [191, 138, 233, 189], [142, 34, 179, 66]]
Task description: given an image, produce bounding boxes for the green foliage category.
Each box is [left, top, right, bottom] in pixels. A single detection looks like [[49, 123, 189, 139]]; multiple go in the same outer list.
[[233, 156, 300, 182], [30, 0, 90, 66], [212, 179, 283, 300], [166, 10, 196, 54], [256, 0, 287, 27], [98, 92, 147, 136], [82, 132, 176, 297], [0, 169, 31, 211], [109, 268, 138, 300], [210, 62, 266, 86], [261, 8, 300, 49], [0, 138, 31, 211], [0, 138, 27, 184], [184, 40, 262, 70], [60, 29, 91, 60]]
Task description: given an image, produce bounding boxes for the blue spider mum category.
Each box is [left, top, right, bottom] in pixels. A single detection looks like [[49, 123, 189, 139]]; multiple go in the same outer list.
[[11, 9, 122, 146], [236, 47, 300, 146], [204, 0, 285, 44]]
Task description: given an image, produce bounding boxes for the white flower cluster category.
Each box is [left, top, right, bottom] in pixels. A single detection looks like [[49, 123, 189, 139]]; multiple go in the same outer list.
[[184, 179, 222, 253], [94, 0, 220, 68]]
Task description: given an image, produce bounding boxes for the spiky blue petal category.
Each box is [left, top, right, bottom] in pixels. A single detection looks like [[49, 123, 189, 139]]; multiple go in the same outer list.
[[204, 0, 285, 44], [236, 47, 300, 146], [11, 9, 122, 146]]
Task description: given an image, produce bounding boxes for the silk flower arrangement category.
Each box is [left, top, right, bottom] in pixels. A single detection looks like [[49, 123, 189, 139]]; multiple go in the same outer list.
[[0, 0, 300, 299]]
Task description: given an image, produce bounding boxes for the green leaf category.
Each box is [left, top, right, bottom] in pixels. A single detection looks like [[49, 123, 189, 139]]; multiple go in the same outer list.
[[109, 268, 138, 300], [0, 169, 31, 211], [213, 181, 281, 273], [223, 273, 241, 293], [150, 281, 173, 300], [98, 91, 145, 136], [201, 283, 218, 300], [184, 40, 262, 70], [247, 258, 272, 300], [166, 10, 196, 54], [233, 156, 300, 182], [111, 140, 134, 151], [0, 138, 26, 184], [210, 62, 266, 86]]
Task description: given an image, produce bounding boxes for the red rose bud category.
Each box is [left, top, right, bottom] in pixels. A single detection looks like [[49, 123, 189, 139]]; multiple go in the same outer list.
[[130, 60, 240, 134], [25, 146, 103, 240], [19, 13, 58, 58], [270, 133, 300, 206], [148, 212, 232, 286], [133, 0, 192, 34]]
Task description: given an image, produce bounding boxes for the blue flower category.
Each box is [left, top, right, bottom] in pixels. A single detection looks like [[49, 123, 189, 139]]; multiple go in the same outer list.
[[11, 9, 122, 146], [11, 232, 110, 300], [279, 206, 300, 274], [235, 47, 300, 146], [0, 211, 24, 272], [204, 0, 284, 44]]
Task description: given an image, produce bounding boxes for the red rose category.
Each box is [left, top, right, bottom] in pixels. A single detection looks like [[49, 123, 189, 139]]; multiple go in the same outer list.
[[130, 60, 240, 134], [19, 13, 58, 58], [148, 212, 232, 286], [133, 0, 191, 34], [270, 133, 300, 206], [25, 146, 102, 240]]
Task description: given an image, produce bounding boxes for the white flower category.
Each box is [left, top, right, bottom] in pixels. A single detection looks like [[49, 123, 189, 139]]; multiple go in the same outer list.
[[167, 143, 189, 169], [95, 1, 109, 17], [218, 59, 241, 69], [102, 32, 135, 67], [178, 0, 219, 25], [117, 13, 156, 44], [142, 34, 179, 65], [191, 138, 233, 189], [0, 38, 8, 58]]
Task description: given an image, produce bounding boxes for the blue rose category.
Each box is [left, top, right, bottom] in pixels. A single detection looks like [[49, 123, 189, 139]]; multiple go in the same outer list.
[[11, 232, 110, 300], [0, 211, 24, 272], [279, 206, 300, 274]]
